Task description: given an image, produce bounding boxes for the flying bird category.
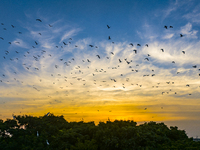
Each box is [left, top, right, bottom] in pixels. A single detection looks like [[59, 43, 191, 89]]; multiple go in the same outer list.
[[107, 25, 110, 29], [36, 19, 42, 22], [129, 43, 133, 46], [182, 51, 185, 54], [89, 45, 93, 47], [164, 26, 167, 29], [96, 55, 100, 59], [133, 50, 137, 54], [161, 49, 164, 52], [169, 26, 173, 28], [108, 36, 111, 40], [193, 65, 197, 68], [180, 34, 183, 37]]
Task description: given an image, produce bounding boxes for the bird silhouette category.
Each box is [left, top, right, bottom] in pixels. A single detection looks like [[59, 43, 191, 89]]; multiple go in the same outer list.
[[164, 26, 167, 29], [36, 19, 42, 22], [107, 25, 110, 29], [96, 55, 100, 59], [193, 65, 197, 68]]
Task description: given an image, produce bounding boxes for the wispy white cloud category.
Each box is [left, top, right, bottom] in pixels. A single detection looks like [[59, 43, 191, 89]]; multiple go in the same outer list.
[[60, 28, 81, 43], [162, 33, 174, 39], [180, 23, 198, 38]]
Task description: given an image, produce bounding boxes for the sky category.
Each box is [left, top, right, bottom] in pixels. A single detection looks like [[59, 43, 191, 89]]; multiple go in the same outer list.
[[0, 0, 200, 137]]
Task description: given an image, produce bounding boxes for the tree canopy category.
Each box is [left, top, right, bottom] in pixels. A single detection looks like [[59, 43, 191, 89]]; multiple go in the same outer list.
[[0, 114, 199, 150]]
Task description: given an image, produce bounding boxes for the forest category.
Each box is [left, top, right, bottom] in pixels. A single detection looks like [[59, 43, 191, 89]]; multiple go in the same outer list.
[[0, 114, 200, 150]]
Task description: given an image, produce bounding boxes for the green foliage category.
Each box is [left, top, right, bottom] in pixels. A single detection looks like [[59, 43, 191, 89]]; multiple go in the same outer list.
[[0, 114, 200, 150]]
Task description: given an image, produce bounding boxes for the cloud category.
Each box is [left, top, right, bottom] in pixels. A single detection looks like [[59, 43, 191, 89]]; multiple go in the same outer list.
[[183, 4, 200, 23], [60, 28, 81, 43], [180, 23, 198, 38], [162, 33, 174, 39]]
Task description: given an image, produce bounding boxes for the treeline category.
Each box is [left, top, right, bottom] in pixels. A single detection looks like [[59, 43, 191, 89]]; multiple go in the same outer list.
[[0, 114, 200, 150]]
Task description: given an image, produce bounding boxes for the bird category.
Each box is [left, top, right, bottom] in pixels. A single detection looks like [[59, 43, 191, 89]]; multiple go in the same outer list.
[[119, 59, 122, 63], [36, 19, 42, 22], [133, 50, 137, 54], [96, 55, 100, 59], [45, 112, 50, 116], [46, 140, 49, 145], [161, 49, 164, 52], [137, 44, 141, 46], [182, 51, 185, 54], [0, 37, 4, 40], [144, 58, 149, 61], [48, 24, 53, 27], [63, 42, 67, 45], [110, 52, 114, 55], [172, 61, 175, 63], [89, 45, 93, 47], [169, 26, 173, 28], [35, 41, 38, 45], [180, 34, 183, 37], [107, 25, 110, 29], [129, 43, 133, 46], [108, 36, 111, 40], [145, 44, 148, 47], [11, 25, 15, 28], [193, 65, 197, 68], [164, 26, 167, 29]]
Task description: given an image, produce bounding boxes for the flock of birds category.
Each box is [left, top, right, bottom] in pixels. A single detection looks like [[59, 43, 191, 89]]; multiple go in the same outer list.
[[0, 19, 200, 116]]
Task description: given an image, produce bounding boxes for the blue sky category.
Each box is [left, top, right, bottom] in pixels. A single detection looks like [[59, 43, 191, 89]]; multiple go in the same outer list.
[[0, 0, 200, 137]]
